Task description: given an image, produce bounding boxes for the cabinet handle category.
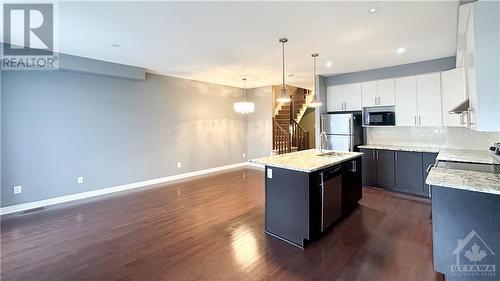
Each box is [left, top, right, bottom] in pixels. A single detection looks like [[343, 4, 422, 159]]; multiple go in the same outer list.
[[372, 150, 375, 159], [376, 150, 379, 159], [414, 116, 417, 126], [459, 114, 465, 125], [395, 152, 398, 161], [351, 160, 357, 172], [419, 116, 421, 125]]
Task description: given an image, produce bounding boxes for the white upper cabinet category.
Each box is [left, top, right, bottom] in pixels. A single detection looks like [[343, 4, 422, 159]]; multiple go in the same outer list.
[[326, 85, 344, 112], [459, 2, 500, 131], [377, 79, 396, 106], [343, 83, 362, 111], [395, 73, 442, 127], [361, 79, 395, 107], [395, 76, 418, 126], [441, 68, 467, 127], [327, 83, 362, 112], [416, 73, 442, 126], [361, 81, 377, 107]]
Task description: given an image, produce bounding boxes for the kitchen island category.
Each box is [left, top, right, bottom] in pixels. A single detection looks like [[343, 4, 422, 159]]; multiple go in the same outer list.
[[251, 149, 363, 248]]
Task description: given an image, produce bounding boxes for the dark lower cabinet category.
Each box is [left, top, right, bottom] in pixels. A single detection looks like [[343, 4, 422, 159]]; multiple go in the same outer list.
[[264, 156, 363, 248], [359, 148, 377, 186], [395, 151, 424, 195], [422, 152, 438, 196], [376, 150, 395, 189], [341, 157, 362, 215], [360, 148, 438, 198], [432, 186, 500, 280]]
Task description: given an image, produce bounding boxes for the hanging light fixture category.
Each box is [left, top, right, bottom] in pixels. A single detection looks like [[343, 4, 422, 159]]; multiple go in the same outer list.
[[233, 78, 255, 114], [308, 53, 322, 107], [276, 38, 291, 103]]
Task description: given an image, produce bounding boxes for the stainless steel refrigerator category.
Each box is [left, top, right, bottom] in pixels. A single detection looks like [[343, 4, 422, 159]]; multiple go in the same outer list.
[[321, 112, 363, 151]]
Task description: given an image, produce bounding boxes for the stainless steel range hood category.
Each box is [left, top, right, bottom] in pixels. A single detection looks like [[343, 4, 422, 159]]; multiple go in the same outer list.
[[448, 99, 470, 114]]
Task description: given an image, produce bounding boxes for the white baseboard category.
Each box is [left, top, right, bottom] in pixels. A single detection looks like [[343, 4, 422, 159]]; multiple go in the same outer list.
[[0, 162, 250, 216]]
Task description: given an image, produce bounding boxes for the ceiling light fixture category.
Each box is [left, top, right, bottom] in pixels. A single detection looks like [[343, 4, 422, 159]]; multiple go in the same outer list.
[[110, 43, 120, 48], [276, 38, 291, 103], [397, 47, 406, 54], [326, 61, 333, 68], [368, 8, 377, 14], [308, 53, 322, 108], [233, 78, 255, 114]]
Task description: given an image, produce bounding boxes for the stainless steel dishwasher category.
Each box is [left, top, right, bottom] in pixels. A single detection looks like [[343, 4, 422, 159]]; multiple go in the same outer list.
[[320, 165, 343, 232]]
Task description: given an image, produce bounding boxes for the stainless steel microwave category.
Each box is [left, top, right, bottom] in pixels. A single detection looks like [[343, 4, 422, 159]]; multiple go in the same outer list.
[[364, 108, 395, 126]]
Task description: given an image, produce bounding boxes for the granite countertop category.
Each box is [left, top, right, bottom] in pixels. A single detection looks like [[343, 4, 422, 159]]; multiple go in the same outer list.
[[250, 149, 363, 173], [357, 144, 440, 153], [426, 167, 500, 196], [358, 145, 496, 165], [436, 148, 496, 164]]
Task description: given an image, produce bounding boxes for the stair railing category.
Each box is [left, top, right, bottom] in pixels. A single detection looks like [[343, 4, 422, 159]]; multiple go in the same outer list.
[[291, 119, 309, 151], [273, 118, 291, 154]]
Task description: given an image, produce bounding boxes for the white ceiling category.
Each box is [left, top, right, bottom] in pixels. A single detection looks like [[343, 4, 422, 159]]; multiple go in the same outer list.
[[55, 1, 458, 89]]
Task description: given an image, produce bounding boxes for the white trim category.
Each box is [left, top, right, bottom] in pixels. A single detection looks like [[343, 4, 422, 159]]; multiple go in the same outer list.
[[1, 162, 249, 216], [247, 162, 265, 169]]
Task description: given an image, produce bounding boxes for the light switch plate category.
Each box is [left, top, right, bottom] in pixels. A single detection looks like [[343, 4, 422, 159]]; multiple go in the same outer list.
[[267, 168, 272, 179], [77, 177, 84, 184], [177, 162, 182, 168]]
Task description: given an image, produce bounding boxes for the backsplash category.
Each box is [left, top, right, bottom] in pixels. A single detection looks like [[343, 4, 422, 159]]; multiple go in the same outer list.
[[366, 127, 500, 150]]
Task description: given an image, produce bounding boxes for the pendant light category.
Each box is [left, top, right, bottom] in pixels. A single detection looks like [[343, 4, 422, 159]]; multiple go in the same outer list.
[[233, 78, 255, 114], [308, 53, 322, 107], [276, 38, 291, 103]]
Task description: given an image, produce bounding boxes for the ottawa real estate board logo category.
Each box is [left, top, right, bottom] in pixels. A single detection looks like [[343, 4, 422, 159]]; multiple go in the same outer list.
[[2, 3, 58, 70], [451, 230, 496, 278]]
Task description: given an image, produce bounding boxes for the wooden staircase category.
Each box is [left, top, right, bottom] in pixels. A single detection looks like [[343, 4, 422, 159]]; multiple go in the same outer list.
[[272, 88, 310, 155]]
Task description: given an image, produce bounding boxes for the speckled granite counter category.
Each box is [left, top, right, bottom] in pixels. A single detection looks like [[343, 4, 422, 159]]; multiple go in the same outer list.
[[358, 144, 439, 153], [359, 145, 496, 164], [250, 149, 363, 173], [426, 167, 500, 195], [436, 148, 496, 164]]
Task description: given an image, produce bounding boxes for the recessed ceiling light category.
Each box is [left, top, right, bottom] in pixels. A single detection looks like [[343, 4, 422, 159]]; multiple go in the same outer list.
[[368, 8, 377, 14], [110, 43, 120, 48], [397, 47, 406, 54], [326, 61, 333, 68]]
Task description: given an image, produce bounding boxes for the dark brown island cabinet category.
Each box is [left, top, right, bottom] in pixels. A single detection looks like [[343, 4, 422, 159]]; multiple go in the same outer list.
[[359, 148, 437, 197], [264, 156, 362, 248]]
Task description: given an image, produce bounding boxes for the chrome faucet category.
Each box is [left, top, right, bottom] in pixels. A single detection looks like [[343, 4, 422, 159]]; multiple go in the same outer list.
[[319, 132, 328, 153]]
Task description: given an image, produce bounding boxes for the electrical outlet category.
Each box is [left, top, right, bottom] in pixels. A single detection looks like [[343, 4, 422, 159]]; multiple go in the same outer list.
[[243, 153, 246, 158], [267, 168, 273, 179], [77, 177, 84, 184], [177, 162, 182, 168], [13, 185, 22, 194]]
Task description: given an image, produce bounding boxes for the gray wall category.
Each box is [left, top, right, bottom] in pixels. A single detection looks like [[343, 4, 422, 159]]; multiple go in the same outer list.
[[326, 56, 456, 86], [314, 75, 328, 148], [1, 70, 246, 207], [246, 86, 273, 159], [299, 108, 316, 149]]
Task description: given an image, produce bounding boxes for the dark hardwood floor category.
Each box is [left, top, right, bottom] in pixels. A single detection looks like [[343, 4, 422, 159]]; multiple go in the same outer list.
[[1, 168, 434, 281]]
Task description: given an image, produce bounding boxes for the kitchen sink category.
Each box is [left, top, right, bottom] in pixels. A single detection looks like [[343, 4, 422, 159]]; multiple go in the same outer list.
[[317, 152, 351, 158]]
